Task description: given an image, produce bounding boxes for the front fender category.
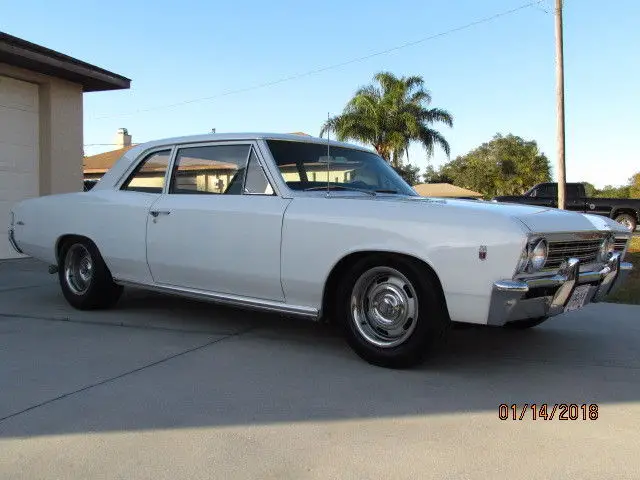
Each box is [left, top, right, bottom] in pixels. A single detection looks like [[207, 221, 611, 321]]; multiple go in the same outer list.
[[280, 197, 527, 324]]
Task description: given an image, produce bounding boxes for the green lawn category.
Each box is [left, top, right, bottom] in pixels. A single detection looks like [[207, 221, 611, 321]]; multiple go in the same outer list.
[[607, 236, 640, 305]]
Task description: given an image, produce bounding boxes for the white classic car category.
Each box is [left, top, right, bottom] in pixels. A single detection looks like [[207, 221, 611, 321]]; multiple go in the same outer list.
[[8, 133, 634, 368]]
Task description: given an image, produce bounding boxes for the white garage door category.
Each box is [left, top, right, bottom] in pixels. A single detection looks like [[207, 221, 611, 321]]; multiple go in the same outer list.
[[0, 76, 39, 259]]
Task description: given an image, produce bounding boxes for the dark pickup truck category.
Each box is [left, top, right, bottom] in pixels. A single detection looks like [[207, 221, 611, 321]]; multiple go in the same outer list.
[[493, 182, 640, 231]]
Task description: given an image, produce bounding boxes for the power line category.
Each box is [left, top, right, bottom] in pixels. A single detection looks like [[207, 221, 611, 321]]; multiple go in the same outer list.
[[92, 0, 544, 120]]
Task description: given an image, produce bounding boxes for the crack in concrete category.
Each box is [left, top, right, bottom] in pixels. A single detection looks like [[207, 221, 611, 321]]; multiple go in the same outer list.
[[0, 326, 255, 425], [0, 284, 52, 293], [0, 312, 249, 336]]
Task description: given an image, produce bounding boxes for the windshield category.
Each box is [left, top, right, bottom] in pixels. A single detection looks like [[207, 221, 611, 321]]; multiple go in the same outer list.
[[266, 139, 417, 196]]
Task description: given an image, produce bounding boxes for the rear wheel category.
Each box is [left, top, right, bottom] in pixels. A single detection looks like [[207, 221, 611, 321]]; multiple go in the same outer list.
[[58, 239, 123, 310], [504, 316, 549, 329], [336, 256, 449, 368], [614, 213, 636, 232]]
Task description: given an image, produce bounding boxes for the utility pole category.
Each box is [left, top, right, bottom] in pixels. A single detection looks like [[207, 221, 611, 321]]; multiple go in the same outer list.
[[555, 0, 566, 209]]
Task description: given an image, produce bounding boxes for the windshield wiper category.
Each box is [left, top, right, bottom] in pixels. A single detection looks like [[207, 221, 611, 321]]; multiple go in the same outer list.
[[374, 189, 399, 194], [304, 185, 377, 196]]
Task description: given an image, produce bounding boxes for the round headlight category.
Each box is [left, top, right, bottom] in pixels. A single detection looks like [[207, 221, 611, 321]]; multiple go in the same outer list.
[[599, 235, 615, 261], [529, 239, 548, 272]]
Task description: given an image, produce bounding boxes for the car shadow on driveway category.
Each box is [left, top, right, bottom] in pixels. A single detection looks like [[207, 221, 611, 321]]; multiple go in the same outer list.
[[1, 260, 640, 439]]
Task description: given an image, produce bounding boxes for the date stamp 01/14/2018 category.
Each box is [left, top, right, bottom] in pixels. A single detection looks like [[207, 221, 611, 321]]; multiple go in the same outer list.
[[498, 404, 599, 421]]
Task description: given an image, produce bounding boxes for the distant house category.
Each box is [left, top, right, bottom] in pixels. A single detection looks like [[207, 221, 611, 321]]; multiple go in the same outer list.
[[83, 128, 137, 183], [413, 183, 483, 199]]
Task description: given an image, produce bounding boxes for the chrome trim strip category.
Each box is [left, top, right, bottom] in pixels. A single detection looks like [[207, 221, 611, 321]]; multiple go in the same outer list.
[[114, 279, 320, 319], [515, 254, 624, 289], [494, 280, 529, 292], [527, 231, 631, 243]]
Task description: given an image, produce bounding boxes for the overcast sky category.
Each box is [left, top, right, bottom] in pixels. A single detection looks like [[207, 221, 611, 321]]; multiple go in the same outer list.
[[2, 0, 638, 187]]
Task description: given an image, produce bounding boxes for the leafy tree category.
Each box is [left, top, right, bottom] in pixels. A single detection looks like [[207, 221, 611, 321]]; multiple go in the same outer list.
[[583, 182, 598, 197], [392, 163, 422, 185], [320, 72, 453, 167], [433, 134, 551, 198], [630, 172, 640, 199], [422, 164, 453, 184], [594, 185, 630, 199]]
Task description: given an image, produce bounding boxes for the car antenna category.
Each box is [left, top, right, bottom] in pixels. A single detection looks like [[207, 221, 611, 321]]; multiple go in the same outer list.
[[326, 112, 331, 197]]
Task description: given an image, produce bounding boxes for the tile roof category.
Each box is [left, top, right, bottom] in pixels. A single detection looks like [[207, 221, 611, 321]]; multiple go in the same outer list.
[[83, 145, 137, 173]]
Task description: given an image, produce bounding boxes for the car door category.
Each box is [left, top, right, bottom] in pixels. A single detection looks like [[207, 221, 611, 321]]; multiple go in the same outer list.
[[145, 142, 290, 301], [530, 183, 557, 208], [95, 147, 173, 284], [565, 184, 587, 212]]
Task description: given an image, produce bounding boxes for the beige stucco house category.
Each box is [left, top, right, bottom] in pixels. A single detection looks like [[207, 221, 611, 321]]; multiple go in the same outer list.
[[0, 32, 130, 258], [413, 183, 483, 199]]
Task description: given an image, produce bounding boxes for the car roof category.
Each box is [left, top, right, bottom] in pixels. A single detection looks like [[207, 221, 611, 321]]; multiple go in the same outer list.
[[134, 132, 374, 152]]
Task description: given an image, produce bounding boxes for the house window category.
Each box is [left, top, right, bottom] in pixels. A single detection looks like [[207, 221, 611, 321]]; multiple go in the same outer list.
[[169, 144, 250, 195], [121, 150, 171, 193]]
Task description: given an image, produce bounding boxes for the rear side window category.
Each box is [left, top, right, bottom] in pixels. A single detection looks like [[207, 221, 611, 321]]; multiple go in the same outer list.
[[536, 184, 557, 197], [121, 150, 171, 193], [567, 184, 581, 197]]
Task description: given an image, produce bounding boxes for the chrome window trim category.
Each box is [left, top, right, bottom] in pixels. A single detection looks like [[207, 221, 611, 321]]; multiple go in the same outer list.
[[115, 145, 177, 193], [158, 140, 284, 198], [255, 139, 293, 199], [167, 141, 251, 196], [241, 146, 277, 196]]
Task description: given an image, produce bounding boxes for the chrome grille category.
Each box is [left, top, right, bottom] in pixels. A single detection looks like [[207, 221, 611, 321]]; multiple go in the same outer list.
[[545, 239, 602, 270], [614, 237, 628, 253]]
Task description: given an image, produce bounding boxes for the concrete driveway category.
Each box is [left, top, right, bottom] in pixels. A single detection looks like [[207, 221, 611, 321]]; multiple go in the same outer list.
[[1, 259, 639, 479]]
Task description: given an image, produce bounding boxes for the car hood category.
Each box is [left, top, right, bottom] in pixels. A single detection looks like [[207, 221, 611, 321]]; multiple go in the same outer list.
[[386, 195, 630, 234]]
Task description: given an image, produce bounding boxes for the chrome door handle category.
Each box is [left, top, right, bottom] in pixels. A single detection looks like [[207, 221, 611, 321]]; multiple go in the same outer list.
[[150, 210, 171, 217]]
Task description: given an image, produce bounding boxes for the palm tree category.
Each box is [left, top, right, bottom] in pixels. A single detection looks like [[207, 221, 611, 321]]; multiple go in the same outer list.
[[320, 72, 453, 167]]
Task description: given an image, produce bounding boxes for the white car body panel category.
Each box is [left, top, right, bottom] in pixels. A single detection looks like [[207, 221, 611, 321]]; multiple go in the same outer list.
[[8, 133, 632, 327], [146, 194, 291, 301], [281, 196, 529, 324]]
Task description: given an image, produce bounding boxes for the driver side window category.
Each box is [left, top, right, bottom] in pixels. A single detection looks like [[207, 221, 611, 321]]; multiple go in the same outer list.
[[169, 144, 250, 195]]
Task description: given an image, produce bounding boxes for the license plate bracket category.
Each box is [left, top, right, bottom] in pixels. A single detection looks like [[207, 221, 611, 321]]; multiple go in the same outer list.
[[564, 285, 591, 312]]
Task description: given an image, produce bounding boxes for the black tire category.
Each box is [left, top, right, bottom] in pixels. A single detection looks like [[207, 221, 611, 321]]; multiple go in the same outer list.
[[58, 238, 123, 310], [336, 255, 449, 369], [504, 317, 549, 329], [614, 213, 637, 232]]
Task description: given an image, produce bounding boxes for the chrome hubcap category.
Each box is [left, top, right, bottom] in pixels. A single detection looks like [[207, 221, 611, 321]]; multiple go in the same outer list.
[[618, 218, 634, 231], [350, 266, 419, 348], [64, 244, 93, 295]]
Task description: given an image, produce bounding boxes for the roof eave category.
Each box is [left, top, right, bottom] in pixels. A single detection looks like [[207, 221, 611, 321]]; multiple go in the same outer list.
[[0, 32, 130, 92]]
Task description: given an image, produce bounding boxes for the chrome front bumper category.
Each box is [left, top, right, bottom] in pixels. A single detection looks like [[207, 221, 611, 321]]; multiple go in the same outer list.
[[488, 253, 633, 326], [7, 227, 23, 254]]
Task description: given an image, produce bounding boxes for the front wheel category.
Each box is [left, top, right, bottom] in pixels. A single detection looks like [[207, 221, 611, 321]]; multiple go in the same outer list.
[[337, 256, 449, 368], [58, 239, 123, 310], [614, 213, 637, 232]]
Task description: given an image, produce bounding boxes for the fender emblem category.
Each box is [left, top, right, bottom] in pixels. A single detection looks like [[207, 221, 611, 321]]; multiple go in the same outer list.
[[479, 245, 487, 260]]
